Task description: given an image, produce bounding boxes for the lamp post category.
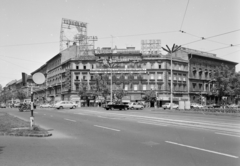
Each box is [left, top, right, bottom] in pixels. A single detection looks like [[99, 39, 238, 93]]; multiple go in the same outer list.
[[162, 44, 181, 110]]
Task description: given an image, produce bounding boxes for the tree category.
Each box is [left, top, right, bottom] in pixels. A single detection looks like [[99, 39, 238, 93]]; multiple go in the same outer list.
[[15, 89, 27, 101], [114, 88, 127, 104], [92, 74, 110, 102], [143, 90, 156, 103], [211, 64, 235, 97], [0, 91, 12, 103], [78, 81, 89, 97]]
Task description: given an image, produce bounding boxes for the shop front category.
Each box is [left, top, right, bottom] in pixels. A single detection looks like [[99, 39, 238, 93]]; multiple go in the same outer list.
[[81, 96, 96, 107]]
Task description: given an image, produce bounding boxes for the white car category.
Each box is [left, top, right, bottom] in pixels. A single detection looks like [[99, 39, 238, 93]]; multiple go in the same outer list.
[[129, 102, 144, 110], [54, 101, 77, 109], [162, 103, 178, 109], [40, 104, 51, 108], [191, 103, 204, 109]]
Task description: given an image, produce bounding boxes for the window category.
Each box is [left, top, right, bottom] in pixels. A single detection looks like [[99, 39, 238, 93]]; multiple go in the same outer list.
[[76, 76, 79, 80], [124, 85, 128, 90], [174, 74, 177, 80], [125, 75, 128, 79], [150, 74, 154, 80], [192, 83, 196, 90], [159, 65, 161, 69], [92, 64, 94, 69], [150, 84, 155, 90], [133, 85, 138, 90], [168, 73, 171, 80], [178, 75, 181, 81], [76, 66, 79, 69], [83, 65, 86, 69], [91, 75, 94, 80], [183, 75, 186, 81], [83, 76, 86, 80], [158, 73, 162, 79], [199, 84, 202, 90], [125, 65, 128, 69], [142, 84, 147, 90], [76, 84, 79, 91], [117, 75, 120, 79], [134, 75, 138, 79]]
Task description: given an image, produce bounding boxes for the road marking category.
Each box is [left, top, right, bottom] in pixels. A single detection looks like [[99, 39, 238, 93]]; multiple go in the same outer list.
[[98, 116, 109, 118], [64, 118, 76, 122], [215, 132, 240, 138], [165, 141, 239, 159], [138, 121, 168, 126], [94, 125, 120, 132], [75, 113, 85, 115]]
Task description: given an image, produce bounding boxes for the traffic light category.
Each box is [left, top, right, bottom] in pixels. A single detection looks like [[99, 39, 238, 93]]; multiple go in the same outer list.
[[22, 72, 28, 86]]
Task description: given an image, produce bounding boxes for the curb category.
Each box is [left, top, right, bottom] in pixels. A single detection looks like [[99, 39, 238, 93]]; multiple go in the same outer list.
[[0, 132, 52, 137]]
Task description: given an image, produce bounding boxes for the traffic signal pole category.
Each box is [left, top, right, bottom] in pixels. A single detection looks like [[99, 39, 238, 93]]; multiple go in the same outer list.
[[30, 85, 34, 129]]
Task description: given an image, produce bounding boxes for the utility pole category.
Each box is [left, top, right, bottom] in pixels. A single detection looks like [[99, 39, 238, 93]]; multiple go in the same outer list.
[[162, 44, 181, 110]]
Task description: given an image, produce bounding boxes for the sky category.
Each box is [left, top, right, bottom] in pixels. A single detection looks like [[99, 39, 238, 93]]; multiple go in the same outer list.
[[0, 0, 240, 87]]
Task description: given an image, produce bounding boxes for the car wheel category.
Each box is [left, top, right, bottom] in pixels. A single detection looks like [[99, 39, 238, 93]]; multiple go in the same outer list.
[[72, 106, 76, 109], [59, 106, 63, 109]]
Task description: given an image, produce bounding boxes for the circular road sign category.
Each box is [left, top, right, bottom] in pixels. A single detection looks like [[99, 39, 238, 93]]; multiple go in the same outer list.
[[32, 72, 45, 84]]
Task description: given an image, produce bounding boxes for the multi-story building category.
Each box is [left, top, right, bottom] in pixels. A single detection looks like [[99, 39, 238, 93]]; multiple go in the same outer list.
[[32, 44, 97, 106], [176, 47, 238, 104], [92, 47, 189, 107], [30, 45, 238, 107]]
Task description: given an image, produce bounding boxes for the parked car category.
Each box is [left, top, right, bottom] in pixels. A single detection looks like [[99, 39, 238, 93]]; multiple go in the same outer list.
[[53, 101, 77, 109], [128, 102, 144, 110], [162, 103, 178, 109], [191, 103, 204, 109], [205, 104, 221, 108], [228, 104, 239, 108], [39, 104, 52, 108], [104, 103, 129, 110], [0, 103, 6, 108], [14, 103, 21, 108]]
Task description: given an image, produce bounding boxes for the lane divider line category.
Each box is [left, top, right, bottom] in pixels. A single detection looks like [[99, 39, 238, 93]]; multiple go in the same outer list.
[[165, 141, 239, 159], [94, 125, 120, 132], [215, 132, 240, 138], [137, 121, 168, 126], [75, 113, 86, 115], [64, 118, 76, 122]]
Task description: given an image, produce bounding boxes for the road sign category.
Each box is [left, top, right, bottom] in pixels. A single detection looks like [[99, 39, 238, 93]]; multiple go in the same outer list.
[[32, 72, 45, 85]]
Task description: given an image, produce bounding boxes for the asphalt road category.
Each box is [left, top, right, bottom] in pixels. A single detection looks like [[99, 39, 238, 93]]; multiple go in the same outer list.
[[1, 107, 240, 166]]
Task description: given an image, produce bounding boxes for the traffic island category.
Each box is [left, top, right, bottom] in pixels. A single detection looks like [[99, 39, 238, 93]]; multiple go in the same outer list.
[[0, 112, 52, 137]]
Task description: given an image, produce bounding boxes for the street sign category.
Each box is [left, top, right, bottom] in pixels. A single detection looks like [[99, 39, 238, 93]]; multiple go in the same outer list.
[[32, 72, 45, 85]]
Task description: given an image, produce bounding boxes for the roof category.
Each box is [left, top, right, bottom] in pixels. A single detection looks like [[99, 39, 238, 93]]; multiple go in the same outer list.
[[181, 47, 238, 64]]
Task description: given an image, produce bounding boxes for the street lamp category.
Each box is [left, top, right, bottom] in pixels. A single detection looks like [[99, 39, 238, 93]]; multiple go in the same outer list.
[[97, 57, 117, 104], [162, 44, 181, 110]]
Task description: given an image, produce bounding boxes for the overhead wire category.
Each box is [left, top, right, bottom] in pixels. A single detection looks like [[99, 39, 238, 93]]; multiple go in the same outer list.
[[180, 0, 190, 31], [0, 57, 31, 71], [208, 44, 240, 52], [181, 29, 240, 46], [0, 54, 44, 63], [0, 41, 59, 47]]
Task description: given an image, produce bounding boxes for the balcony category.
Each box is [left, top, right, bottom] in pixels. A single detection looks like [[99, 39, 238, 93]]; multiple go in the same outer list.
[[74, 79, 80, 84]]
